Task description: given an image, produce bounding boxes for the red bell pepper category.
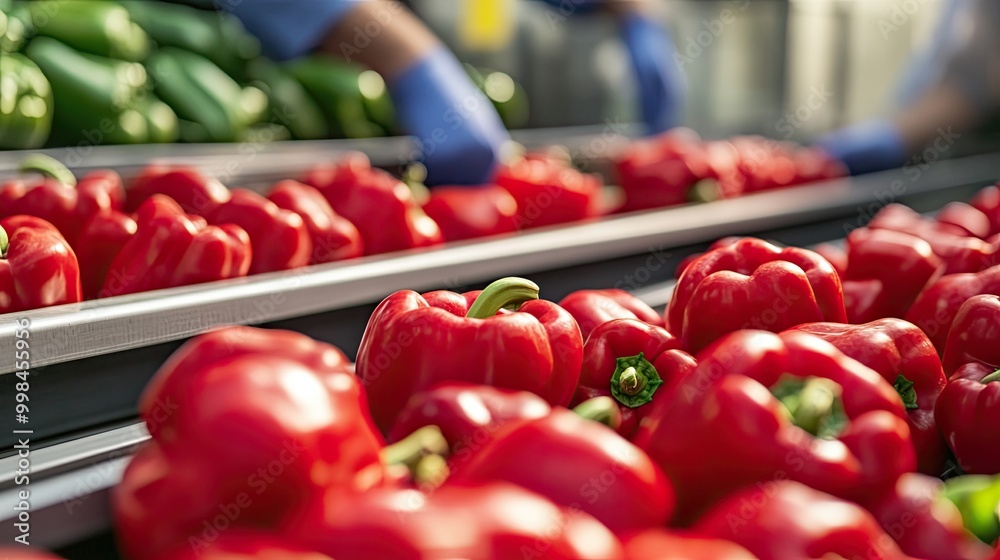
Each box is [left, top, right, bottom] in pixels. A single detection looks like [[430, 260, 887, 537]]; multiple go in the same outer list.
[[694, 481, 916, 560], [905, 265, 1000, 353], [0, 169, 125, 246], [266, 180, 363, 264], [113, 327, 385, 560], [495, 152, 603, 229], [674, 236, 743, 279], [288, 482, 625, 560], [632, 330, 915, 523], [205, 188, 312, 274], [869, 204, 998, 274], [614, 129, 707, 212], [936, 367, 1000, 474], [813, 241, 848, 277], [615, 131, 745, 212], [158, 534, 332, 560], [790, 319, 949, 476], [971, 184, 1000, 237], [100, 195, 251, 297], [74, 210, 136, 300], [356, 277, 583, 433], [422, 185, 519, 242], [450, 402, 674, 533], [125, 164, 232, 216], [303, 152, 442, 255], [558, 288, 665, 340], [841, 228, 944, 323], [388, 382, 551, 453], [937, 202, 992, 239], [862, 473, 994, 560], [943, 294, 1000, 374], [667, 237, 847, 353], [0, 215, 82, 313], [574, 318, 697, 437], [620, 529, 758, 560]]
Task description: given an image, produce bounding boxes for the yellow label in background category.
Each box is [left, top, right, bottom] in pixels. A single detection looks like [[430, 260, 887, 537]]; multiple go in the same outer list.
[[459, 0, 515, 52]]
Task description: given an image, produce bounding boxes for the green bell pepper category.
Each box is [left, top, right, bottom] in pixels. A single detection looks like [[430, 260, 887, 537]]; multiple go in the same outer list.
[[27, 1, 149, 61], [141, 93, 179, 144], [287, 56, 385, 139], [247, 58, 327, 140], [148, 47, 264, 143], [26, 37, 148, 145], [0, 51, 53, 149], [1, 2, 30, 53], [124, 2, 259, 80]]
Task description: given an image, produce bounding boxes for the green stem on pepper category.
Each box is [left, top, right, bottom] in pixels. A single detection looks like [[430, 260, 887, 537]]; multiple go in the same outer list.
[[771, 375, 848, 439], [0, 225, 7, 258], [573, 396, 623, 431], [610, 353, 664, 408], [981, 369, 1000, 384], [19, 153, 76, 187], [893, 374, 919, 410], [466, 277, 540, 319]]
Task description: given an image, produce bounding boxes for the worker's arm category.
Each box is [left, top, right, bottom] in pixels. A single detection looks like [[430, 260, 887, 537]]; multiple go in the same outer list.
[[817, 0, 999, 175], [224, 0, 510, 186]]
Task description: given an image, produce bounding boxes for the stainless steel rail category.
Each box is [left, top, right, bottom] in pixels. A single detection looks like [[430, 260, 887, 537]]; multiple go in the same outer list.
[[0, 125, 634, 184], [3, 152, 999, 375], [0, 424, 147, 549]]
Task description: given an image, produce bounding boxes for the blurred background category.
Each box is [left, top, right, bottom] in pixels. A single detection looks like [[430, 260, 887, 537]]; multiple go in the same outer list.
[[416, 0, 940, 138], [0, 0, 946, 150]]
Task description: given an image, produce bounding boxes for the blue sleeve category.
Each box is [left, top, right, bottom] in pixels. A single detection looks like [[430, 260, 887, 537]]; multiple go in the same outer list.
[[221, 0, 366, 61]]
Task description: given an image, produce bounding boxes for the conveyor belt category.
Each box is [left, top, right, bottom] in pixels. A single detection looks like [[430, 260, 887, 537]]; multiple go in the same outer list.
[[0, 179, 991, 555], [0, 153, 997, 449]]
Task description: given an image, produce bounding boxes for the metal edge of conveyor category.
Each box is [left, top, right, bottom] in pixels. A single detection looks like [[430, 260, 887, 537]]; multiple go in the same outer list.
[[0, 423, 147, 548], [0, 125, 635, 182], [3, 152, 1000, 375]]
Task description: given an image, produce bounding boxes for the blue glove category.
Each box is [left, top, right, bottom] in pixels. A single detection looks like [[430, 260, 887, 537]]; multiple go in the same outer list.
[[815, 119, 908, 176], [224, 0, 364, 61], [620, 13, 686, 135], [389, 46, 511, 186]]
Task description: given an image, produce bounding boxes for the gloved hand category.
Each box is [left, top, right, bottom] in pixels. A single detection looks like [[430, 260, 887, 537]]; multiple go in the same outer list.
[[815, 119, 908, 176], [620, 13, 686, 134], [389, 46, 511, 186]]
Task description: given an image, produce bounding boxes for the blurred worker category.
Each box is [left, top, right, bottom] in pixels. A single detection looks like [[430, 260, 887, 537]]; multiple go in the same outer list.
[[223, 0, 684, 185], [540, 0, 685, 135], [817, 0, 1000, 175]]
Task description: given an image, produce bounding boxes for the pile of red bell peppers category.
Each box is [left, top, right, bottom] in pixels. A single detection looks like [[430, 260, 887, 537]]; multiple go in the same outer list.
[[10, 171, 1000, 560], [0, 134, 847, 316], [73, 206, 994, 560], [613, 127, 847, 212]]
